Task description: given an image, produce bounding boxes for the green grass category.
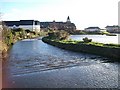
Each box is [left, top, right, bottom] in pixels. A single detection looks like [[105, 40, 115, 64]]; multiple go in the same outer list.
[[44, 36, 120, 48], [43, 37, 120, 50], [42, 37, 120, 60]]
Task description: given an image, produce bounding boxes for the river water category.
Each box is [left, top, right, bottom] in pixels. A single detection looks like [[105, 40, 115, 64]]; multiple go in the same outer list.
[[70, 34, 119, 44], [3, 36, 119, 88]]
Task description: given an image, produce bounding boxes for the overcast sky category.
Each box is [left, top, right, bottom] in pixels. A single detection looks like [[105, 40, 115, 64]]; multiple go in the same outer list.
[[0, 0, 119, 29]]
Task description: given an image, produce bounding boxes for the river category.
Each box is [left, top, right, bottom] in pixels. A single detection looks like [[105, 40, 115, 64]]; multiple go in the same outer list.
[[70, 34, 119, 44], [2, 36, 119, 88]]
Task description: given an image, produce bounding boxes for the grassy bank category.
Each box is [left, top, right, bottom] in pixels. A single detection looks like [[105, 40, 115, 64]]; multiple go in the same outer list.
[[42, 37, 120, 61], [73, 31, 118, 36]]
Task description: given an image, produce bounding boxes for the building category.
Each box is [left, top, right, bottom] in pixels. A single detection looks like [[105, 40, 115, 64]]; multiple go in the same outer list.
[[85, 27, 100, 32], [66, 16, 71, 23], [100, 29, 107, 32], [3, 20, 40, 32], [40, 16, 76, 33], [105, 25, 120, 33]]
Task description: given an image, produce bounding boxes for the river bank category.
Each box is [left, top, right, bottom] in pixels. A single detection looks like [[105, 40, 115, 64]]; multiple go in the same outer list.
[[1, 27, 48, 61], [42, 37, 120, 62], [70, 34, 119, 44], [3, 38, 119, 88]]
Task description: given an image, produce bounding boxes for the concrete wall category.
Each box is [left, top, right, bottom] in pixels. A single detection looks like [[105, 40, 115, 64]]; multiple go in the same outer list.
[[42, 37, 120, 61], [8, 25, 40, 32], [33, 25, 40, 32]]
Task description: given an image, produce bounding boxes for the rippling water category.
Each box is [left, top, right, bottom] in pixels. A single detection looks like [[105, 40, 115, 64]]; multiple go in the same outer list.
[[3, 39, 119, 88]]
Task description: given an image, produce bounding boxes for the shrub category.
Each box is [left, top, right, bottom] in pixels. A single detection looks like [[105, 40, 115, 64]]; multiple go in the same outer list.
[[83, 37, 92, 43], [25, 29, 31, 33], [48, 30, 70, 40], [12, 28, 23, 32]]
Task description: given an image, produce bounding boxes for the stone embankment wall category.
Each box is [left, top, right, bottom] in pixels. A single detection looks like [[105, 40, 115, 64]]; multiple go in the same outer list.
[[42, 37, 120, 61]]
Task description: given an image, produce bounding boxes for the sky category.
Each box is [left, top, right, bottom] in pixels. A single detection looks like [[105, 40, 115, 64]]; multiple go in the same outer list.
[[0, 0, 119, 30]]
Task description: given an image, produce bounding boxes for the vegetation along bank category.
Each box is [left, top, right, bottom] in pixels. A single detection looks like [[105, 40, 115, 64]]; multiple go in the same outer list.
[[42, 31, 120, 61], [1, 24, 47, 61]]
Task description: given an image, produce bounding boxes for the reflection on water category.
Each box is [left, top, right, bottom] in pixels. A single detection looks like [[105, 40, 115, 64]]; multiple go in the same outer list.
[[70, 34, 119, 44], [4, 39, 119, 88], [9, 40, 105, 75]]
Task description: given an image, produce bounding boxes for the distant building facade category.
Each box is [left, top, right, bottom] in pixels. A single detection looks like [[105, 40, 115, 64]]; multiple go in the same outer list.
[[85, 27, 100, 32], [3, 16, 76, 33], [3, 20, 40, 32], [100, 29, 107, 32], [40, 16, 76, 33], [105, 25, 120, 33]]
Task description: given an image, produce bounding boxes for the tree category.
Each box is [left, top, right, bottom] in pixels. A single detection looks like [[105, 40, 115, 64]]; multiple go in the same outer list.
[[48, 30, 70, 40]]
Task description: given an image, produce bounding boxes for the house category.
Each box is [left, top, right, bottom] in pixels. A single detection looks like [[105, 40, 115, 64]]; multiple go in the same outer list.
[[3, 21, 20, 29], [105, 25, 120, 33], [85, 27, 100, 32], [40, 16, 76, 34], [3, 20, 40, 32], [100, 29, 107, 32]]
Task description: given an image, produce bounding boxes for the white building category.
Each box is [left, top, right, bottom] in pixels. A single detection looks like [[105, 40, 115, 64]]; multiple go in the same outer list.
[[105, 25, 120, 33], [85, 27, 100, 32], [3, 20, 40, 32], [100, 29, 107, 32]]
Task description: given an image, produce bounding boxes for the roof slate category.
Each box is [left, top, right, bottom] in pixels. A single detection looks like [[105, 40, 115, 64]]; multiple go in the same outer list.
[[4, 20, 40, 26], [86, 27, 100, 29], [4, 21, 20, 26]]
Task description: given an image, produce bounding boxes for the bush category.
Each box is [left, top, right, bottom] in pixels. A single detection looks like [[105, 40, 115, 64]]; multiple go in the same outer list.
[[13, 28, 23, 32], [48, 30, 70, 40], [25, 29, 31, 33], [83, 37, 92, 43], [2, 25, 14, 46]]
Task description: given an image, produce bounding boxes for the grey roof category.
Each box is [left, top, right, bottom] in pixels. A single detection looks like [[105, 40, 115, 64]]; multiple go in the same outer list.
[[67, 16, 70, 21], [86, 27, 100, 29], [40, 22, 64, 28], [4, 20, 76, 28], [40, 22, 51, 28], [20, 20, 34, 25], [3, 20, 40, 26], [4, 21, 20, 26], [105, 25, 119, 28], [40, 21, 75, 28]]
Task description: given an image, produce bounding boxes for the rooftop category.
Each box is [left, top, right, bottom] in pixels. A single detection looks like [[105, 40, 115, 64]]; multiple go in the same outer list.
[[86, 27, 100, 29], [105, 25, 119, 28], [4, 20, 40, 26]]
